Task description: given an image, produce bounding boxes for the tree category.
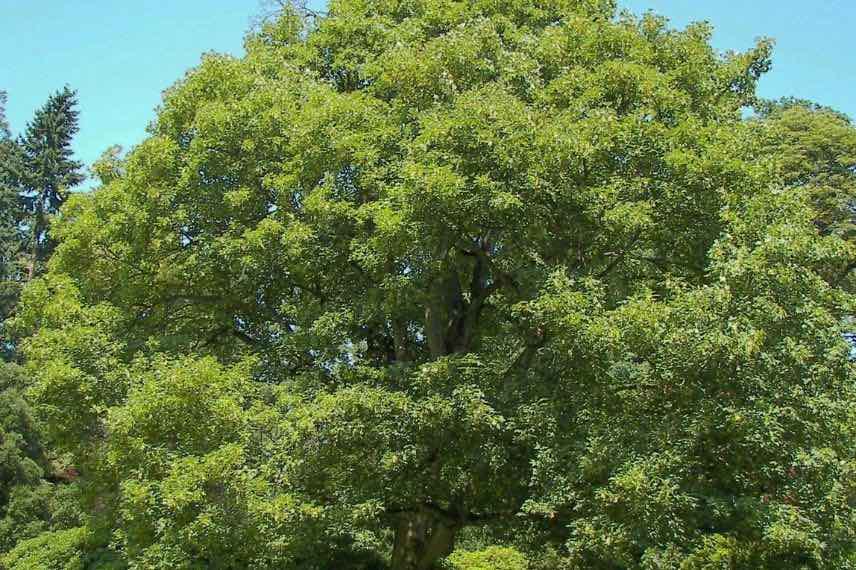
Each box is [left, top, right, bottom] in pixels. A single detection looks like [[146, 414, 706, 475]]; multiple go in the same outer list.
[[0, 88, 86, 357], [754, 99, 856, 352], [0, 91, 9, 137], [754, 98, 856, 240], [0, 89, 9, 139], [15, 2, 856, 569], [18, 87, 84, 278], [0, 91, 26, 360], [0, 91, 89, 563]]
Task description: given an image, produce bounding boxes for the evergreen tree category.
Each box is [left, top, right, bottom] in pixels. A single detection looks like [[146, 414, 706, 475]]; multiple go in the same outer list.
[[0, 91, 9, 137], [0, 92, 25, 360], [18, 87, 84, 278]]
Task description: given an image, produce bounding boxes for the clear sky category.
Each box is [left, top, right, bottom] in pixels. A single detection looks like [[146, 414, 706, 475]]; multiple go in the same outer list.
[[1, 0, 853, 189]]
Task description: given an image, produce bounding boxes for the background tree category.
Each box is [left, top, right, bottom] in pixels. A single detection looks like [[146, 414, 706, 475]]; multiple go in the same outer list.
[[17, 86, 84, 278], [754, 98, 856, 239], [1, 87, 85, 357], [754, 99, 856, 349], [0, 91, 26, 360], [12, 2, 856, 569], [0, 362, 83, 555], [0, 91, 9, 136]]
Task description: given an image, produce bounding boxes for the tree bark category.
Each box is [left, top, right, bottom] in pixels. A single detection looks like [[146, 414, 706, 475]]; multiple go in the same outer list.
[[424, 269, 463, 358], [390, 511, 457, 570]]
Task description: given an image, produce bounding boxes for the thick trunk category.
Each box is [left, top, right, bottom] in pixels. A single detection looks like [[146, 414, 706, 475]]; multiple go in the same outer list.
[[390, 512, 457, 570], [424, 242, 496, 358]]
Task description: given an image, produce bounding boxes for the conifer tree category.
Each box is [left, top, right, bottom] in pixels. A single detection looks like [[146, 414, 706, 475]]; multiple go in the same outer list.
[[0, 91, 9, 137], [0, 91, 25, 360], [18, 87, 84, 277]]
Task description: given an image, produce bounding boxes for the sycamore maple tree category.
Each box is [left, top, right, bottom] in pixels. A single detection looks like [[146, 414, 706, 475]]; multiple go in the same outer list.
[[8, 1, 856, 568]]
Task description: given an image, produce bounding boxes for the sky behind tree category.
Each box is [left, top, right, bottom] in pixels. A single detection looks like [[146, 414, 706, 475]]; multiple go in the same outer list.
[[1, 0, 853, 188]]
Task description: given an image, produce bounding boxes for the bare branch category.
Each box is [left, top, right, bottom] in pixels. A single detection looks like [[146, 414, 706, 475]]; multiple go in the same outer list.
[[253, 0, 327, 30]]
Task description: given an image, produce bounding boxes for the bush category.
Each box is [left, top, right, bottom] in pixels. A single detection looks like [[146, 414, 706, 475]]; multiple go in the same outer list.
[[2, 527, 88, 570], [448, 546, 529, 570], [1, 527, 125, 570]]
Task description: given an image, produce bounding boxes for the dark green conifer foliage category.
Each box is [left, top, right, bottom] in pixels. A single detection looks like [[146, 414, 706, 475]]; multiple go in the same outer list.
[[0, 91, 9, 137], [0, 91, 26, 360], [18, 87, 84, 276]]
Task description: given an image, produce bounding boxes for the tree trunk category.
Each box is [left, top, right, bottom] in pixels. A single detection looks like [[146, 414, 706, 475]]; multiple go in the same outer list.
[[390, 511, 457, 570]]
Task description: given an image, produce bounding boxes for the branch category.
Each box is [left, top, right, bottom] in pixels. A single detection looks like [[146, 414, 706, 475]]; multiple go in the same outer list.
[[385, 501, 555, 526], [450, 242, 491, 352], [193, 323, 260, 351], [500, 333, 547, 398], [256, 0, 327, 27], [231, 327, 261, 346], [596, 229, 641, 279], [631, 253, 704, 274]]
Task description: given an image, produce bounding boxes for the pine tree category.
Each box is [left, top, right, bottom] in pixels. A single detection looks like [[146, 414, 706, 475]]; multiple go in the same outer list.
[[0, 91, 9, 137], [18, 87, 84, 277], [0, 88, 84, 358], [0, 91, 25, 360]]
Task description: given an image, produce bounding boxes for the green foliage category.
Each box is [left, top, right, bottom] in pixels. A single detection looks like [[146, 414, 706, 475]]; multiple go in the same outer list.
[[0, 87, 85, 358], [90, 145, 124, 187], [0, 96, 26, 359], [448, 546, 528, 570], [1, 526, 125, 570], [17, 86, 85, 275], [12, 2, 856, 569], [754, 98, 856, 240], [0, 362, 85, 556], [0, 163, 26, 346], [0, 89, 88, 558], [0, 362, 50, 551], [2, 527, 89, 570]]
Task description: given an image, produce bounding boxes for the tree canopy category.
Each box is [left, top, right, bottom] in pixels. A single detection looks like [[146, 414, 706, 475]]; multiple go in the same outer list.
[[4, 1, 856, 569], [0, 92, 25, 357], [754, 98, 856, 240]]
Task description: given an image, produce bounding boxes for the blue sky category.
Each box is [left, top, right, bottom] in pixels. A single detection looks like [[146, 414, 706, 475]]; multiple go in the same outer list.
[[1, 0, 853, 188]]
